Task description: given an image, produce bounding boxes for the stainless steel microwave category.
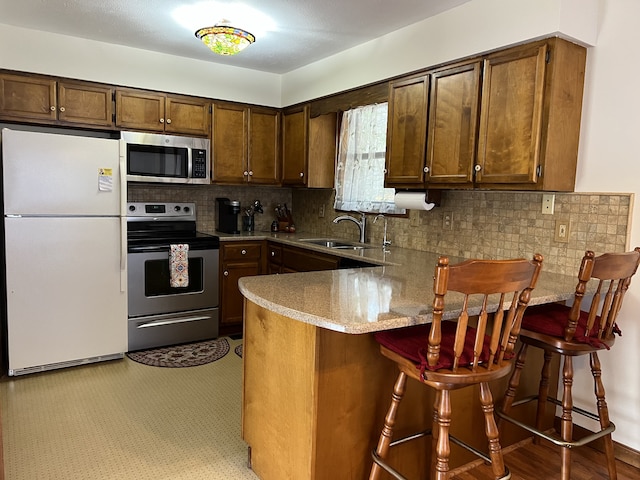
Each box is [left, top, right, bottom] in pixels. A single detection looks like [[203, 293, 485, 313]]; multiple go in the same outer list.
[[121, 131, 210, 184]]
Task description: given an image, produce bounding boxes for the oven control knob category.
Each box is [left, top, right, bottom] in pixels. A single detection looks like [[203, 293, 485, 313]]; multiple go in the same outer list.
[[128, 205, 136, 212], [184, 206, 190, 213], [174, 205, 181, 212]]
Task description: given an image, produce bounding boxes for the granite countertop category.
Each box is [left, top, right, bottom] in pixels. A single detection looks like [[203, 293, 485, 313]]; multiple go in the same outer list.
[[224, 230, 582, 334]]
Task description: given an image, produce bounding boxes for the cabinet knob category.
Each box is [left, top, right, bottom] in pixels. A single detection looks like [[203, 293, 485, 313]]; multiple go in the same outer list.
[[241, 249, 247, 255], [474, 164, 482, 172], [160, 118, 165, 123], [423, 166, 429, 173], [166, 118, 172, 124], [271, 251, 275, 257], [243, 171, 249, 176], [59, 106, 66, 113], [223, 270, 229, 276], [299, 172, 304, 178], [248, 171, 253, 176], [383, 168, 387, 174], [50, 106, 56, 111]]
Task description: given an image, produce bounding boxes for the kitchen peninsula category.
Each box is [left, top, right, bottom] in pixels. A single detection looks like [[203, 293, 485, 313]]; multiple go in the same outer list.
[[238, 244, 582, 480]]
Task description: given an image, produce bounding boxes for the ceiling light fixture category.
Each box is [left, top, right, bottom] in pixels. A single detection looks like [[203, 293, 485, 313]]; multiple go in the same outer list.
[[195, 21, 255, 56]]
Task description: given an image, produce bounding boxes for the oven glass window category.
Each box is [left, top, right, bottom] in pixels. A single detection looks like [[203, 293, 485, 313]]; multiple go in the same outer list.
[[128, 144, 189, 178], [144, 257, 204, 295]]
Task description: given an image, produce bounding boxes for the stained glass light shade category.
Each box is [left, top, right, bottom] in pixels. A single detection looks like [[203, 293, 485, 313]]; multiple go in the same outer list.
[[195, 25, 255, 56]]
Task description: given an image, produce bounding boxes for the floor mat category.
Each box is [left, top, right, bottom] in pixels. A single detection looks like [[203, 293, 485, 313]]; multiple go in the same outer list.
[[126, 338, 230, 367]]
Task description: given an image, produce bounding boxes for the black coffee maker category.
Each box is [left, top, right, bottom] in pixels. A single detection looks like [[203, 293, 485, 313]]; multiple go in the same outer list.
[[216, 197, 241, 234]]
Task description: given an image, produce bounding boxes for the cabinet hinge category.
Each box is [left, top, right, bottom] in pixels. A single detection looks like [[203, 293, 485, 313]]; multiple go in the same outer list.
[[545, 50, 551, 63], [536, 165, 542, 177]]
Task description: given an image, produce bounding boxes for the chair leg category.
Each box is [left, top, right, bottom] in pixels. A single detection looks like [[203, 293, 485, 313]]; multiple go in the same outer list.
[[590, 352, 617, 480], [480, 382, 508, 479], [560, 355, 574, 480], [534, 350, 554, 445], [433, 389, 452, 480], [431, 390, 441, 476], [370, 371, 407, 480], [500, 343, 528, 420]]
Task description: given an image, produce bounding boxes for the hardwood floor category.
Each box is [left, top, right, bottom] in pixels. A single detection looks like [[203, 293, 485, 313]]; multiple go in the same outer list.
[[453, 440, 640, 479]]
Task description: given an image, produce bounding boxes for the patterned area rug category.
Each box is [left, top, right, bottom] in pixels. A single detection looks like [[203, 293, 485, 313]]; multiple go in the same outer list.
[[235, 344, 243, 358], [126, 338, 230, 368]]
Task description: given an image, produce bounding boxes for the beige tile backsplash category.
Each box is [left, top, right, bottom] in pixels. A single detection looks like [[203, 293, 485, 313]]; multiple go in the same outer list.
[[292, 189, 633, 275], [129, 184, 632, 276]]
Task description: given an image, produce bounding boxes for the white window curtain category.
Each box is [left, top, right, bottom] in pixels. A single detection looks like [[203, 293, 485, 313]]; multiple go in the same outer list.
[[333, 103, 405, 214]]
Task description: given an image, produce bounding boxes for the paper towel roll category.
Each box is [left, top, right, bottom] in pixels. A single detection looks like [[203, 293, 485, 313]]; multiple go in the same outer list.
[[394, 192, 436, 211]]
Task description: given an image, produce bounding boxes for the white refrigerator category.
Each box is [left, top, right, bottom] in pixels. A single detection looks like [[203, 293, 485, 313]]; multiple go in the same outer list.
[[2, 128, 127, 376]]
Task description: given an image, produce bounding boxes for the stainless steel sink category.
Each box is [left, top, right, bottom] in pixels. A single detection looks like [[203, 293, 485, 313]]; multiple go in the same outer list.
[[299, 238, 373, 249]]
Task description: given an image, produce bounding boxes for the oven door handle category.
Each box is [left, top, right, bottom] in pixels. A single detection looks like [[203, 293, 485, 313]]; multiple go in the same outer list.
[[136, 315, 212, 329]]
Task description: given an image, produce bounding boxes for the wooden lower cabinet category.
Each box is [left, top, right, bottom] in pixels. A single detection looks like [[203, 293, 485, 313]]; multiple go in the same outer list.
[[219, 242, 263, 333], [242, 301, 557, 480]]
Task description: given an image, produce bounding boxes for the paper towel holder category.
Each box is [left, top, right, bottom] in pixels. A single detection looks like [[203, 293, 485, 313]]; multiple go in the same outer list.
[[396, 189, 442, 207]]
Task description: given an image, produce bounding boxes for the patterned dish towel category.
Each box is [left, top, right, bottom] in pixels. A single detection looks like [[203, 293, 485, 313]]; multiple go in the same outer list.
[[169, 244, 189, 288]]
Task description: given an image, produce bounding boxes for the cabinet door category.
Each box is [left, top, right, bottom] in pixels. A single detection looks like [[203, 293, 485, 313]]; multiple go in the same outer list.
[[0, 74, 57, 123], [475, 44, 547, 185], [212, 103, 247, 184], [58, 81, 114, 127], [426, 62, 480, 186], [220, 263, 261, 326], [165, 94, 210, 136], [307, 112, 337, 188], [115, 89, 166, 132], [385, 75, 429, 188], [282, 106, 308, 186], [248, 107, 280, 185]]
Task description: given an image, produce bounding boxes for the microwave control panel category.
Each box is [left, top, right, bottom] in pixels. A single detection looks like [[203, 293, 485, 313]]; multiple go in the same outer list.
[[192, 149, 207, 178]]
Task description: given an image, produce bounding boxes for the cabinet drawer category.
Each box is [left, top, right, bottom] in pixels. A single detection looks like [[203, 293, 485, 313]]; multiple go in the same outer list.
[[222, 242, 262, 261], [282, 246, 339, 272]]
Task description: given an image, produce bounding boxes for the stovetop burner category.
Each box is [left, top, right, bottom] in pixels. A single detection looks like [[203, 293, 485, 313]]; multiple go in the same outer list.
[[126, 202, 219, 252]]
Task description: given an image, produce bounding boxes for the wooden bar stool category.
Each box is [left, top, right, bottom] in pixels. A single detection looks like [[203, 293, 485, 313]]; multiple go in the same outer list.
[[370, 254, 543, 480], [497, 248, 640, 480]]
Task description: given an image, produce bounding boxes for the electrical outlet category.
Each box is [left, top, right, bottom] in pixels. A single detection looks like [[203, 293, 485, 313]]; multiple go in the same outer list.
[[442, 211, 453, 230], [542, 194, 555, 215], [554, 219, 570, 243], [318, 204, 325, 218]]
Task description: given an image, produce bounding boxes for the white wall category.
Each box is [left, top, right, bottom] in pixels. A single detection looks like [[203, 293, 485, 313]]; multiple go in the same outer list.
[[0, 24, 282, 107], [2, 0, 638, 450]]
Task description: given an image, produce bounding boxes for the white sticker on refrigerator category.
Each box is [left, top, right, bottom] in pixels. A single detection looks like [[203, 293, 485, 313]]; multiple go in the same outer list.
[[98, 168, 113, 192]]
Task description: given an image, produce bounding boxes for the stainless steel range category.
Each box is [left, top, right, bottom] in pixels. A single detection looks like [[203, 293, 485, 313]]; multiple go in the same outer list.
[[126, 202, 219, 351]]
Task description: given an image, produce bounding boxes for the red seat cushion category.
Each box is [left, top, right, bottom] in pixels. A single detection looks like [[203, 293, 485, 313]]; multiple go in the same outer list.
[[521, 303, 620, 348], [374, 321, 491, 373]]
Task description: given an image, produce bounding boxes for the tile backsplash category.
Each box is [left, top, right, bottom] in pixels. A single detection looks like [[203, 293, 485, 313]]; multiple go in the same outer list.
[[128, 184, 633, 276], [128, 184, 292, 234], [292, 189, 633, 275]]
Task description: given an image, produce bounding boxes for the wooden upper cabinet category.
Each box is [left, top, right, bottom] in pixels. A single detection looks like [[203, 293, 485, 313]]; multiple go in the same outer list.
[[248, 107, 280, 185], [0, 73, 114, 128], [282, 105, 309, 186], [476, 38, 586, 191], [212, 103, 279, 185], [165, 95, 211, 136], [115, 88, 210, 136], [307, 112, 337, 188], [426, 62, 481, 187], [385, 75, 430, 188], [212, 102, 247, 183]]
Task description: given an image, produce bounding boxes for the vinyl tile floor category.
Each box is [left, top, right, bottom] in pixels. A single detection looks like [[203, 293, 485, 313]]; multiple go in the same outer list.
[[0, 337, 259, 480]]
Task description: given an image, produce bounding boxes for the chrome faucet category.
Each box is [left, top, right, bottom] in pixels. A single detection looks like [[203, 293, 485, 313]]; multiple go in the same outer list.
[[333, 212, 367, 243], [374, 214, 392, 249]]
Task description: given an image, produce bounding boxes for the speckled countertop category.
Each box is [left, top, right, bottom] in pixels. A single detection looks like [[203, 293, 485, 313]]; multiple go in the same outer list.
[[214, 230, 581, 334]]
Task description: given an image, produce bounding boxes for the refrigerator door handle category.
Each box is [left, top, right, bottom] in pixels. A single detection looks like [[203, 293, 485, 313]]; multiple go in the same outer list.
[[119, 140, 127, 293]]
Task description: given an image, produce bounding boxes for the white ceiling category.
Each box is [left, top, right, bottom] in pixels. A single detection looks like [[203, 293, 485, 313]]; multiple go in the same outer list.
[[0, 0, 470, 74]]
